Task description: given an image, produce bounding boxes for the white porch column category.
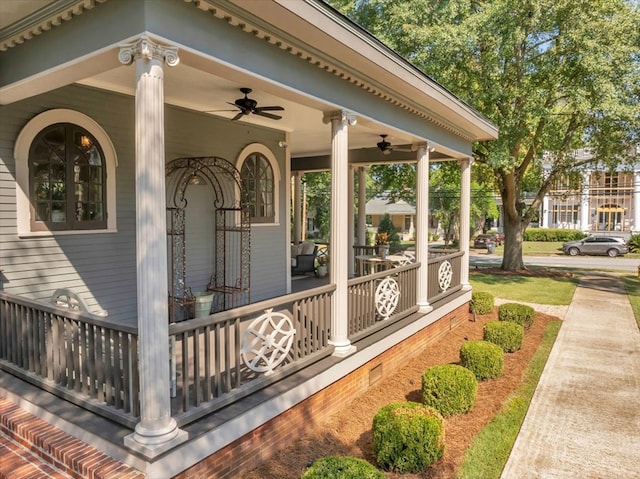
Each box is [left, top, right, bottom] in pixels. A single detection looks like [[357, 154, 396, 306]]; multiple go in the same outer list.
[[541, 194, 550, 228], [581, 170, 591, 232], [348, 166, 355, 277], [119, 36, 186, 456], [324, 110, 357, 357], [357, 167, 367, 245], [293, 171, 303, 244], [459, 157, 473, 290], [634, 169, 640, 233], [415, 143, 432, 313]]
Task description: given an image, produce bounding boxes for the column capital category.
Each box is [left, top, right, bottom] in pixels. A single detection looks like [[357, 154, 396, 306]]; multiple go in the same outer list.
[[457, 156, 475, 166], [413, 141, 435, 152], [119, 34, 179, 67], [323, 110, 357, 126]]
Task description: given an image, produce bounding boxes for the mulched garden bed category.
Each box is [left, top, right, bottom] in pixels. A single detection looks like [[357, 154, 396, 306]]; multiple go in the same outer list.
[[245, 309, 558, 479]]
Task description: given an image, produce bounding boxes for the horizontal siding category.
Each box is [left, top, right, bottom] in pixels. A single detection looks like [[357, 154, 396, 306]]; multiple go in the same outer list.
[[1, 84, 289, 322]]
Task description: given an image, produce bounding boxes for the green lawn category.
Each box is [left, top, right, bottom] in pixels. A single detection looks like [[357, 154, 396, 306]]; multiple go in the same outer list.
[[469, 272, 579, 305], [489, 241, 565, 256], [620, 275, 640, 330]]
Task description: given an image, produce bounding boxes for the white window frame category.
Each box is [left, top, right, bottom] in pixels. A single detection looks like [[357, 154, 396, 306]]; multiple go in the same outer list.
[[237, 143, 280, 225], [14, 109, 118, 236]]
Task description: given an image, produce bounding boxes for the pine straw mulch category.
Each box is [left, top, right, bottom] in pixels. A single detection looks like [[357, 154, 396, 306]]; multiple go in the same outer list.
[[244, 309, 558, 479]]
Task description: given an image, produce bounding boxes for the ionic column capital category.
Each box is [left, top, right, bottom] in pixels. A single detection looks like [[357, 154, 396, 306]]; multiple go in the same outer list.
[[119, 34, 179, 67], [323, 110, 357, 126], [413, 141, 434, 152]]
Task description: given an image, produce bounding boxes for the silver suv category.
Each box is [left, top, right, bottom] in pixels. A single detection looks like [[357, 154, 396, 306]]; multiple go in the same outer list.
[[562, 236, 628, 257]]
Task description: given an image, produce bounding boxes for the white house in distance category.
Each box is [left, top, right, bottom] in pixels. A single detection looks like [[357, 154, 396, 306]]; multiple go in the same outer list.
[[0, 1, 497, 477], [539, 150, 640, 233]]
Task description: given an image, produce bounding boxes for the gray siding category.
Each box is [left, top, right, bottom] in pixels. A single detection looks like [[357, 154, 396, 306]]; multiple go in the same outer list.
[[0, 84, 288, 323]]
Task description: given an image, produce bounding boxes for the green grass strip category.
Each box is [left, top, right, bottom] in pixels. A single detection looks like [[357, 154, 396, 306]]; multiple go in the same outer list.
[[456, 320, 561, 479], [469, 273, 579, 305], [620, 275, 640, 331]]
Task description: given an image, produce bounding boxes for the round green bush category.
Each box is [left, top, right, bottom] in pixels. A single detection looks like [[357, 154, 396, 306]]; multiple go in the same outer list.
[[470, 291, 494, 315], [459, 340, 504, 380], [372, 402, 445, 473], [483, 320, 524, 353], [302, 456, 385, 479], [421, 364, 478, 416], [498, 302, 535, 330]]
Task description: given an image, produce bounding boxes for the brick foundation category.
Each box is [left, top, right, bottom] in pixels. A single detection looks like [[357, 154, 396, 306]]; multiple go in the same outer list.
[[176, 303, 470, 479]]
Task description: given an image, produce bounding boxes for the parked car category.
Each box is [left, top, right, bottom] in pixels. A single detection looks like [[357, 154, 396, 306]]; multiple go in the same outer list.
[[474, 233, 502, 249], [562, 236, 628, 257]]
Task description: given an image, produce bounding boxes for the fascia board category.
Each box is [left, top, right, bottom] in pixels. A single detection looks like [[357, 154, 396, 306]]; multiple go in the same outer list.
[[231, 0, 498, 142]]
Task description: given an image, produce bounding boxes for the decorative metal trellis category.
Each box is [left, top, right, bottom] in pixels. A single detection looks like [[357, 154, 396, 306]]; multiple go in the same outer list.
[[166, 157, 251, 322]]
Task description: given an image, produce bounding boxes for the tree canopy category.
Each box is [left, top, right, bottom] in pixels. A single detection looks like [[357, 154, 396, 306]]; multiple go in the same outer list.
[[329, 0, 640, 269]]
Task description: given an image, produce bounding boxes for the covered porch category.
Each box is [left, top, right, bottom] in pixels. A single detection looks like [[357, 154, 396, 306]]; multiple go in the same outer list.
[[0, 1, 497, 476]]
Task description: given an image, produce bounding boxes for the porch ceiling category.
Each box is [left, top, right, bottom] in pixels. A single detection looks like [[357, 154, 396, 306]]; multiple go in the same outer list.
[[0, 0, 497, 160], [77, 61, 412, 159]]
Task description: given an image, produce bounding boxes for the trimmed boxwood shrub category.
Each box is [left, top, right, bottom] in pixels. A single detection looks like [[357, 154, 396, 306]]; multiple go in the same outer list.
[[421, 364, 478, 416], [483, 320, 524, 352], [470, 291, 494, 315], [302, 456, 385, 479], [372, 402, 445, 473], [498, 302, 535, 330], [459, 340, 504, 380]]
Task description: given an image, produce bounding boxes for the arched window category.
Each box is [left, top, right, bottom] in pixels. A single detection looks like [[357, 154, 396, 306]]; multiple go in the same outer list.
[[29, 123, 106, 231], [15, 109, 117, 236], [238, 144, 280, 224]]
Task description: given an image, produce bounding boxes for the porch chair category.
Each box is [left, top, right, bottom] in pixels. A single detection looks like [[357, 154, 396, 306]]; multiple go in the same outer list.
[[291, 241, 318, 276]]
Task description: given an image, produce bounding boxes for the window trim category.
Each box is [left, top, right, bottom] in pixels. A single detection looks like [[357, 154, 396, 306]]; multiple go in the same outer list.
[[237, 143, 280, 225], [15, 109, 117, 236]]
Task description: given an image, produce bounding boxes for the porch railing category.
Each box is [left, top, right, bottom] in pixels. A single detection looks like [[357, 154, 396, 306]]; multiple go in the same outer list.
[[0, 292, 140, 428], [169, 284, 335, 425], [427, 250, 464, 303], [0, 253, 464, 430], [347, 262, 419, 341]]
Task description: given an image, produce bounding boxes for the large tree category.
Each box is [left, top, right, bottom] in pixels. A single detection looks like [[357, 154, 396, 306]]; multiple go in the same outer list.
[[329, 0, 640, 270]]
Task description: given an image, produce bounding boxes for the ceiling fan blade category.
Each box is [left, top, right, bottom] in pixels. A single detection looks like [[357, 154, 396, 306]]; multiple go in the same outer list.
[[231, 111, 245, 121], [254, 111, 282, 120], [205, 109, 241, 113], [255, 106, 284, 112]]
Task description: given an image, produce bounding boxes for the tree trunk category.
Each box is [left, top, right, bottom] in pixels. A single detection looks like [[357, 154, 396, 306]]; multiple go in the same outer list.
[[501, 218, 526, 270], [500, 175, 527, 271]]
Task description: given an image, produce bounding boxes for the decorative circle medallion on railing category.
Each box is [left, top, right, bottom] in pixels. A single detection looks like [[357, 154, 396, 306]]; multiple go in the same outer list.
[[375, 277, 400, 320], [241, 308, 296, 376], [438, 260, 453, 292]]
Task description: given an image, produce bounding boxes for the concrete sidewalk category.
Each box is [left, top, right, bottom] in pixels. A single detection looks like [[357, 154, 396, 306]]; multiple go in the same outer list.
[[501, 274, 640, 479]]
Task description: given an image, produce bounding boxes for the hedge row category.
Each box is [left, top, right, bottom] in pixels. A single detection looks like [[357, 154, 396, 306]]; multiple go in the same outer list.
[[523, 228, 586, 242], [304, 298, 539, 477]]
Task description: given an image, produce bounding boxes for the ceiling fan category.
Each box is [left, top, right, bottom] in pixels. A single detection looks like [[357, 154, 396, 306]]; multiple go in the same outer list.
[[220, 87, 284, 121], [376, 134, 412, 155]]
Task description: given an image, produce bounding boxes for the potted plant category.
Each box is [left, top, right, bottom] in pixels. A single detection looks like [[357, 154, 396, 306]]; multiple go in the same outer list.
[[375, 232, 390, 259], [316, 255, 328, 278]]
